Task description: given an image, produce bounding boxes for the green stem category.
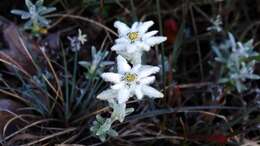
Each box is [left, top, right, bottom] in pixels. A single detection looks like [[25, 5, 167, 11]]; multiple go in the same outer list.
[[156, 0, 166, 92], [70, 51, 78, 100], [62, 46, 69, 121], [67, 51, 79, 120]]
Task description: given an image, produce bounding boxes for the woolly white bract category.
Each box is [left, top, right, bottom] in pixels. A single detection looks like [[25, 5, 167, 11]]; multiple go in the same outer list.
[[97, 56, 163, 103], [112, 20, 167, 64]]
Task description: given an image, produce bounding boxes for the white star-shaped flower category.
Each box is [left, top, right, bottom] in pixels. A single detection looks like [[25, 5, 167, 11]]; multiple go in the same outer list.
[[111, 20, 167, 64], [67, 29, 87, 52], [207, 15, 223, 32], [78, 29, 87, 45], [97, 55, 163, 103]]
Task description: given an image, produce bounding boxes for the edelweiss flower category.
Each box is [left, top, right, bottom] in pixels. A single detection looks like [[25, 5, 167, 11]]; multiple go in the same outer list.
[[77, 29, 87, 44], [212, 32, 260, 92], [207, 15, 223, 32], [68, 29, 87, 52], [112, 20, 167, 64], [79, 46, 113, 76], [97, 56, 163, 103], [11, 0, 56, 28]]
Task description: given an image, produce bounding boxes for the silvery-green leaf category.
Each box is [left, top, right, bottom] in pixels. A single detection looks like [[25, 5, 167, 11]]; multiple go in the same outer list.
[[99, 134, 107, 142], [212, 44, 223, 58], [244, 39, 253, 49], [103, 51, 109, 58], [37, 6, 47, 14], [28, 5, 36, 14], [11, 10, 29, 17], [21, 13, 32, 19], [228, 32, 236, 51], [79, 61, 91, 69], [215, 57, 226, 63], [246, 74, 260, 80], [235, 80, 246, 93], [219, 78, 230, 83], [90, 125, 98, 132], [39, 7, 56, 15], [100, 61, 114, 67], [35, 0, 44, 7], [38, 16, 49, 26], [125, 107, 134, 115], [96, 118, 112, 136], [91, 46, 97, 58], [108, 129, 118, 137], [96, 114, 105, 123], [25, 0, 34, 9]]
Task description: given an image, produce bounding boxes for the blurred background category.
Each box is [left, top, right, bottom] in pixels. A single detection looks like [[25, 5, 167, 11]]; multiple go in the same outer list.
[[0, 0, 260, 145]]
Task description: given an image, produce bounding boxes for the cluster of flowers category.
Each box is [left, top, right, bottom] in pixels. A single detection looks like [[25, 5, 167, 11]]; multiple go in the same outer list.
[[211, 33, 260, 92], [207, 15, 260, 93], [91, 21, 167, 141]]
